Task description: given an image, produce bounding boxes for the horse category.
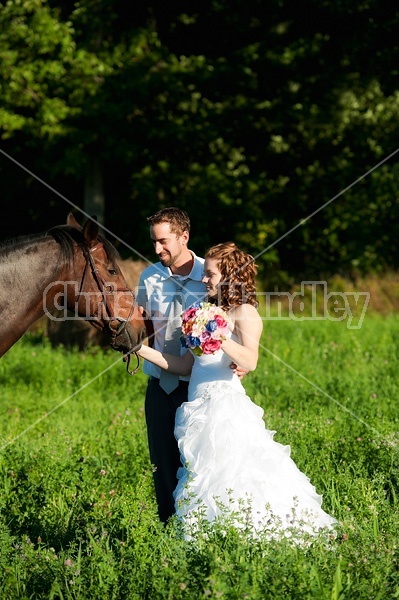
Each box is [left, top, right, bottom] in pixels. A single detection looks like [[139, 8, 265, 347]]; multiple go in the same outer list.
[[0, 212, 147, 372]]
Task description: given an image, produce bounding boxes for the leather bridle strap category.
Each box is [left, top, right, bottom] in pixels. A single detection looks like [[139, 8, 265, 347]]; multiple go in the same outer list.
[[80, 242, 135, 332], [124, 351, 141, 376], [78, 242, 141, 374]]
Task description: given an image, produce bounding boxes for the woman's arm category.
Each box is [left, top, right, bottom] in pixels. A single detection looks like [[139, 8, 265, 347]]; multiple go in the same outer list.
[[137, 344, 194, 376], [221, 304, 263, 372]]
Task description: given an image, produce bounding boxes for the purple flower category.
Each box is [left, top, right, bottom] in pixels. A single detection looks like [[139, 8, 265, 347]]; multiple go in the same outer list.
[[200, 330, 211, 342]]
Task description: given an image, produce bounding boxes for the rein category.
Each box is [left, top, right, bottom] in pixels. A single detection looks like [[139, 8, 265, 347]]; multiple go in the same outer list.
[[80, 242, 141, 375], [123, 351, 141, 376]]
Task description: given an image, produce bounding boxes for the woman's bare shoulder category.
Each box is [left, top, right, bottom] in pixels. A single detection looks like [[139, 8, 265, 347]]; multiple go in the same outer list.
[[229, 303, 261, 323]]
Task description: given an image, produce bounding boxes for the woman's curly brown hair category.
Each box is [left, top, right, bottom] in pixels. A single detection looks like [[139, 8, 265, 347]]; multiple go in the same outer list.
[[205, 242, 258, 310]]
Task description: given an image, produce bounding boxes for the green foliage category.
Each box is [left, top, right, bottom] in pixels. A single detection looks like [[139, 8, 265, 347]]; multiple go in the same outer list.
[[1, 314, 399, 597], [1, 0, 399, 282]]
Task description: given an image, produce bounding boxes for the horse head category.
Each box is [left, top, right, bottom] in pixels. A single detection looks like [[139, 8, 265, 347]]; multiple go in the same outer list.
[[49, 213, 148, 357]]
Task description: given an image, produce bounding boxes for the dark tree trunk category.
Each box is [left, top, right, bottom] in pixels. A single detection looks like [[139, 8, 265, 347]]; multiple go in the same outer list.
[[84, 155, 105, 224]]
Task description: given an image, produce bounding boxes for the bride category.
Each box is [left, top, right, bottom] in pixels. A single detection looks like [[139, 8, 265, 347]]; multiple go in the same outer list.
[[138, 242, 337, 541]]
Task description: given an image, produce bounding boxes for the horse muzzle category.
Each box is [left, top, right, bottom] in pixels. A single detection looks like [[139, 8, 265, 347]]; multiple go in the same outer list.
[[108, 317, 147, 354]]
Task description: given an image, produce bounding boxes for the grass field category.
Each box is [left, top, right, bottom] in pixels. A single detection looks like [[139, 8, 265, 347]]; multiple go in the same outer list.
[[1, 312, 399, 599]]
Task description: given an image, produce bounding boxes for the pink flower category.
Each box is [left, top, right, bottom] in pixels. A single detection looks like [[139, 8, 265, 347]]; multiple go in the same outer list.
[[202, 338, 222, 354], [183, 307, 198, 322], [214, 314, 227, 327]]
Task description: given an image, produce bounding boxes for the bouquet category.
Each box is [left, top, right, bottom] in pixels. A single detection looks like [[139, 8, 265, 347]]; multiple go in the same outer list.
[[180, 302, 233, 355]]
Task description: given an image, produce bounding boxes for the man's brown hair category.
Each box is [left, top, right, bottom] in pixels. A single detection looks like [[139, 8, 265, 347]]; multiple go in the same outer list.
[[147, 207, 190, 236]]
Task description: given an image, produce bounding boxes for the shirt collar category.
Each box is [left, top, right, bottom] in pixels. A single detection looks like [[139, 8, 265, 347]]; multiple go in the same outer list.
[[161, 251, 203, 282]]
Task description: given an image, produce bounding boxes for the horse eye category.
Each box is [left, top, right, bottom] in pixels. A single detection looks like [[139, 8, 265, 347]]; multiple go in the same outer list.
[[108, 268, 119, 276]]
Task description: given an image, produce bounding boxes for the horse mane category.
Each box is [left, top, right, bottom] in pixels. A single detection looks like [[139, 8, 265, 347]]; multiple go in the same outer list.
[[47, 224, 121, 264], [0, 225, 120, 264], [0, 232, 48, 257]]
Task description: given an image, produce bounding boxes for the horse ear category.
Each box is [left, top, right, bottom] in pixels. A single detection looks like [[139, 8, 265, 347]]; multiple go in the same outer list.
[[66, 212, 82, 230], [82, 215, 99, 245]]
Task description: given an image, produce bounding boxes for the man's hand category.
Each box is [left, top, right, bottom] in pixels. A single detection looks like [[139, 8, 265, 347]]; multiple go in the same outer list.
[[230, 363, 248, 380]]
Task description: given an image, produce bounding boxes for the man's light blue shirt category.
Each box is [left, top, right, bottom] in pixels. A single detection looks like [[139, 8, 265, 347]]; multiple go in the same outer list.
[[136, 252, 206, 380]]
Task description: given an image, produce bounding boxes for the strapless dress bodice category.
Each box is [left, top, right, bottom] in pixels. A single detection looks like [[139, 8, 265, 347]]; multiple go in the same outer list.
[[188, 345, 243, 402]]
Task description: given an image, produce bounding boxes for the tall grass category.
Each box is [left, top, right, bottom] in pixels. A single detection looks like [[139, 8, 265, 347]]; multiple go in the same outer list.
[[1, 313, 399, 598]]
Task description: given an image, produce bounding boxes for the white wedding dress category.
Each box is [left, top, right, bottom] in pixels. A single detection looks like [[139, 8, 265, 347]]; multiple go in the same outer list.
[[173, 342, 337, 541]]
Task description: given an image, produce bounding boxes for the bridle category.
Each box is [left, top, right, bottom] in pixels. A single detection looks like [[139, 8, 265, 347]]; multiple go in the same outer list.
[[78, 242, 141, 375]]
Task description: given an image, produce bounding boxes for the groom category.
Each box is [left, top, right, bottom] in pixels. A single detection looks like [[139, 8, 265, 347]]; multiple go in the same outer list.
[[136, 207, 206, 523], [137, 207, 247, 523]]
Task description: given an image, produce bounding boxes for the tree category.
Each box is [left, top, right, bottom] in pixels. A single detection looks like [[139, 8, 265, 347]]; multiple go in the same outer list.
[[1, 0, 399, 283]]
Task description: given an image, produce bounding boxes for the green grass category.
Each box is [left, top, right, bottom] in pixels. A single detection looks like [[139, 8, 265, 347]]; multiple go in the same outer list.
[[1, 314, 399, 598]]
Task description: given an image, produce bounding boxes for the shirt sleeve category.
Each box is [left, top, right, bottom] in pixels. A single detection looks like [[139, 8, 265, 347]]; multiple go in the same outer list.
[[135, 273, 148, 310]]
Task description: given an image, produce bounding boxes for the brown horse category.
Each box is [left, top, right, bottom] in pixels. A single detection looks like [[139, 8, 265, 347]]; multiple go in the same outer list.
[[0, 213, 147, 367]]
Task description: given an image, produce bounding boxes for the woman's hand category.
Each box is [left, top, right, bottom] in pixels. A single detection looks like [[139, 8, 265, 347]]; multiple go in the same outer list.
[[230, 363, 249, 379]]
